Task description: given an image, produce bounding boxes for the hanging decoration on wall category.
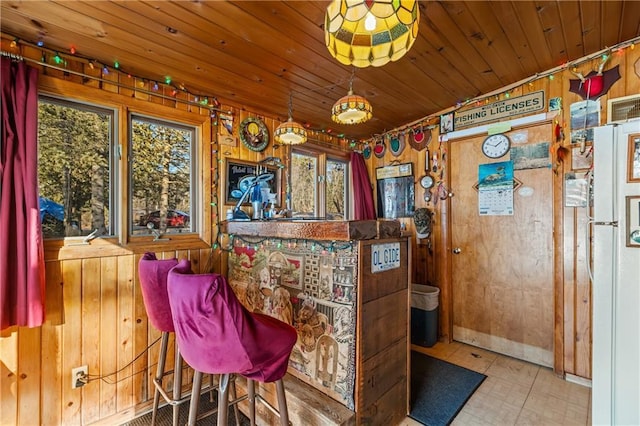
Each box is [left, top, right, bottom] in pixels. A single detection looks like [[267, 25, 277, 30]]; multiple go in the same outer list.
[[239, 117, 269, 152], [362, 143, 372, 159], [217, 112, 236, 146], [408, 125, 431, 151], [373, 138, 386, 158], [389, 132, 405, 157], [569, 55, 621, 100]]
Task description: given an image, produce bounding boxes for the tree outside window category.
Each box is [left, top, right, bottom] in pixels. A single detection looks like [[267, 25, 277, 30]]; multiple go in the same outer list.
[[37, 96, 113, 238], [291, 150, 348, 220], [130, 116, 194, 235]]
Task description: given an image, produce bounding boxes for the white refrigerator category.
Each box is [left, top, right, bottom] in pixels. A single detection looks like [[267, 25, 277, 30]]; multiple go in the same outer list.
[[592, 121, 640, 425]]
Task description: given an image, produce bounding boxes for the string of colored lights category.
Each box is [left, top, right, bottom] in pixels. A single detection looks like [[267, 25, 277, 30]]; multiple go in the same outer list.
[[2, 35, 362, 148], [367, 35, 640, 143], [226, 234, 356, 254]]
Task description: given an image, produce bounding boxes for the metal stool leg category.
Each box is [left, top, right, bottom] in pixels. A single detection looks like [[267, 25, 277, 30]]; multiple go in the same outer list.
[[209, 374, 215, 402], [217, 373, 231, 425], [151, 332, 169, 426], [275, 379, 289, 426], [172, 348, 183, 426], [230, 376, 241, 426], [187, 370, 203, 426], [248, 379, 256, 426]]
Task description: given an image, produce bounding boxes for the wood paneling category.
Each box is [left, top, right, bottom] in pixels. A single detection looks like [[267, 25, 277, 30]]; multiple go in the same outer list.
[[0, 19, 639, 426], [356, 239, 409, 425], [0, 39, 350, 426], [2, 1, 637, 140]]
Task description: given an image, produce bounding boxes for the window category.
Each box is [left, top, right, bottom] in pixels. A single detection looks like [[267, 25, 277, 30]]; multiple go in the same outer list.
[[37, 96, 115, 238], [291, 149, 348, 220], [325, 158, 347, 220], [130, 115, 196, 235], [37, 92, 205, 244]]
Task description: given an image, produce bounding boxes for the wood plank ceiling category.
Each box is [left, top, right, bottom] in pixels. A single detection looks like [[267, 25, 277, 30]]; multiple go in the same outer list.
[[1, 1, 639, 140]]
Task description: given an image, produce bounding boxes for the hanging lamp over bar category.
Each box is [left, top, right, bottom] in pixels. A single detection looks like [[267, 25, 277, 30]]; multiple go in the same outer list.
[[332, 69, 373, 125], [274, 94, 307, 145], [325, 0, 420, 68]]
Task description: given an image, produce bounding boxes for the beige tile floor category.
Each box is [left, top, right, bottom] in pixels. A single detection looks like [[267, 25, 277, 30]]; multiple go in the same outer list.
[[399, 341, 592, 426]]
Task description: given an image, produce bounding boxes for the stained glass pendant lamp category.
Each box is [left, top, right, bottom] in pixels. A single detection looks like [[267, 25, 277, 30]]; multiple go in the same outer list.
[[325, 0, 420, 68], [332, 69, 373, 125], [274, 95, 307, 145]]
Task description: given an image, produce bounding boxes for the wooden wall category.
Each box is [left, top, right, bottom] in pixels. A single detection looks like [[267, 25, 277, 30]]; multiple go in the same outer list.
[[0, 37, 348, 425], [367, 46, 640, 380], [1, 35, 639, 425]]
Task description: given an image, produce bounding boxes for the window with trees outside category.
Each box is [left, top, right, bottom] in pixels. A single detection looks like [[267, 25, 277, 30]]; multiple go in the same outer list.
[[130, 115, 195, 235], [291, 149, 348, 220], [38, 96, 199, 241], [38, 96, 115, 239]]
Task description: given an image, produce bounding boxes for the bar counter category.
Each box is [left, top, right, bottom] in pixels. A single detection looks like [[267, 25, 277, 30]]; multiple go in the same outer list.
[[220, 219, 410, 425]]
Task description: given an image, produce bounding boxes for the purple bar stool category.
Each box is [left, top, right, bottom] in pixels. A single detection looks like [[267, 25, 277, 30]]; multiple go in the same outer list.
[[167, 259, 297, 426], [138, 252, 185, 426]]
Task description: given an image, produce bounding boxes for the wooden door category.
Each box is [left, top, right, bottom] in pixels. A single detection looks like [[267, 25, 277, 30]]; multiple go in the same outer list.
[[449, 123, 554, 367]]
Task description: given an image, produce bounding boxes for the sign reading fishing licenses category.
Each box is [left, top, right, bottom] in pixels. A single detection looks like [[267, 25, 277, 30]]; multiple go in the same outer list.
[[454, 90, 545, 129], [371, 242, 401, 273]]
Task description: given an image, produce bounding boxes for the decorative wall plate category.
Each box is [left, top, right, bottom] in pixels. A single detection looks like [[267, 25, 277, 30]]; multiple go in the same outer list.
[[362, 144, 372, 159], [389, 133, 405, 157], [373, 139, 386, 158], [408, 126, 431, 151], [239, 117, 269, 152]]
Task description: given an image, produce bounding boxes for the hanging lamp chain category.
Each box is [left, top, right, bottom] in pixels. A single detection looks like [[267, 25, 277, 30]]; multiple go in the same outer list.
[[348, 68, 355, 95], [288, 93, 294, 120]]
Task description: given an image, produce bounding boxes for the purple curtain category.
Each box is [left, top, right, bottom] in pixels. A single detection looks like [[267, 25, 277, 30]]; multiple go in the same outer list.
[[1, 57, 45, 330], [350, 151, 376, 220]]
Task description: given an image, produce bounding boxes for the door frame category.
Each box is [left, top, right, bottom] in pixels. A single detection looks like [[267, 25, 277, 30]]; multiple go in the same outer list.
[[438, 113, 565, 375]]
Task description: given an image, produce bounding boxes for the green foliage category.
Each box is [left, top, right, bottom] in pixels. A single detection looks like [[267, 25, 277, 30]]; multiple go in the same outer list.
[[291, 153, 347, 219], [291, 153, 316, 215], [37, 100, 193, 238], [130, 118, 191, 228], [326, 160, 345, 218], [38, 100, 110, 237]]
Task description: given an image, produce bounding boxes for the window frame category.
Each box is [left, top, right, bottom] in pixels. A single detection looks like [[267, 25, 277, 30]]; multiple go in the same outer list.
[[291, 145, 350, 220], [128, 113, 199, 237], [37, 94, 119, 238], [38, 76, 211, 260]]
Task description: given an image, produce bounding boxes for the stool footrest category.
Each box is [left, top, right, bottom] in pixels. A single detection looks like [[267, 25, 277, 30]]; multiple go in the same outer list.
[[196, 393, 247, 421], [254, 393, 281, 419]]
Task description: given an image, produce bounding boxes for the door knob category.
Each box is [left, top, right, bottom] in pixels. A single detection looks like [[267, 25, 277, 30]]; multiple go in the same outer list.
[[453, 247, 461, 254]]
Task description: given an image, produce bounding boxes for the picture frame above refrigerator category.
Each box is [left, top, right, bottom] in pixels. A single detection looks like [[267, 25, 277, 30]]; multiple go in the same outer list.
[[627, 133, 640, 182]]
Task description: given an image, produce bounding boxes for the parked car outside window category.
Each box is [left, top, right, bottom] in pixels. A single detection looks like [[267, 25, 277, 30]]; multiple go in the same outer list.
[[139, 209, 190, 229]]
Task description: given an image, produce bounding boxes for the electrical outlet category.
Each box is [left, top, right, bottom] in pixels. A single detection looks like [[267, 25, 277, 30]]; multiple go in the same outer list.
[[71, 365, 88, 389]]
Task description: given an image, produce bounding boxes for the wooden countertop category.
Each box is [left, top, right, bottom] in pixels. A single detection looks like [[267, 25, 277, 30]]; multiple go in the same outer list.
[[221, 219, 401, 241]]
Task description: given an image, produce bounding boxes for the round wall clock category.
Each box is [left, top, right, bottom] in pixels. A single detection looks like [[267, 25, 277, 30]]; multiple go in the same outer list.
[[481, 133, 511, 158], [420, 174, 434, 189], [239, 117, 269, 152]]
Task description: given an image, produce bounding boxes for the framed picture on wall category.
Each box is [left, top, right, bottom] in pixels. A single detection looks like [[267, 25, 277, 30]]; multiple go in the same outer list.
[[572, 144, 593, 171], [626, 196, 640, 247], [628, 134, 640, 182], [440, 112, 454, 134], [223, 159, 281, 206]]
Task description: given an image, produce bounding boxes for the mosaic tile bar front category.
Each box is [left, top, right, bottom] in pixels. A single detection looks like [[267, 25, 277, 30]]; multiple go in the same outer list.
[[227, 238, 358, 409]]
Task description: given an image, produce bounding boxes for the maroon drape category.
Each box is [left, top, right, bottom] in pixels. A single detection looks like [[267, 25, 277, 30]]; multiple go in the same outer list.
[[350, 151, 376, 220], [1, 57, 45, 330]]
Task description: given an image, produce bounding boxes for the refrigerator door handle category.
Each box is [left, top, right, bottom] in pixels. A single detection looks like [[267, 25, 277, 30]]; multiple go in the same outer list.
[[594, 221, 619, 227]]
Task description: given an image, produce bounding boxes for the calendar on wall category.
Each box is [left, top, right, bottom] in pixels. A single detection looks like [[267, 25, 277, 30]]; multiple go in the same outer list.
[[478, 161, 514, 216]]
